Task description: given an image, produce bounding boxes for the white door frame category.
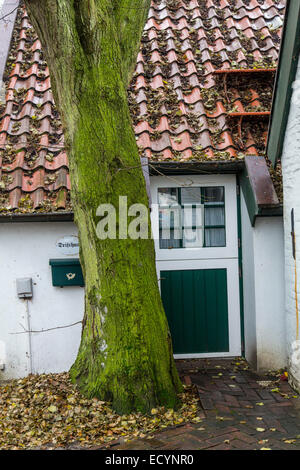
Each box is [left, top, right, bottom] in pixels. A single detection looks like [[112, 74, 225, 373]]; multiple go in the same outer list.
[[150, 174, 241, 358]]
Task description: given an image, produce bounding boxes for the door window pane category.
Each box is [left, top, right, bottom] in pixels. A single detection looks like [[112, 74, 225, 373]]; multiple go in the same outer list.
[[205, 228, 226, 247], [181, 187, 202, 204], [202, 187, 224, 205], [205, 207, 225, 226]]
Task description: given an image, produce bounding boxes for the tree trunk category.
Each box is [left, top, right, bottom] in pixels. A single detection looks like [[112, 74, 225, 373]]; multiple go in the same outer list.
[[25, 0, 182, 413]]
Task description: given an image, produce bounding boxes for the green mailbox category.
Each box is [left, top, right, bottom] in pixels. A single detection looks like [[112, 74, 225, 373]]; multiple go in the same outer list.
[[49, 259, 84, 287]]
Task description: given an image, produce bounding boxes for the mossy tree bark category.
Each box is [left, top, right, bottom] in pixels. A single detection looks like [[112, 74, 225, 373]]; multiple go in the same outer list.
[[25, 0, 182, 413]]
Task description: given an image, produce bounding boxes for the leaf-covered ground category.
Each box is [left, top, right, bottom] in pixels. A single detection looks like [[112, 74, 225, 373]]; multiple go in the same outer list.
[[0, 373, 200, 449]]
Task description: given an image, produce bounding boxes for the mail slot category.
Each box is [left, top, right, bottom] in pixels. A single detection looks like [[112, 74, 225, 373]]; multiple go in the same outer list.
[[49, 259, 84, 287]]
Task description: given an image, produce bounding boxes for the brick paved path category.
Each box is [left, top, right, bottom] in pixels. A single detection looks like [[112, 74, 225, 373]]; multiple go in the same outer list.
[[109, 358, 300, 450]]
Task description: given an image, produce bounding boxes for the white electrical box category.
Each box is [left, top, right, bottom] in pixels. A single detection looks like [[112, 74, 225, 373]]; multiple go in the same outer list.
[[16, 278, 33, 299]]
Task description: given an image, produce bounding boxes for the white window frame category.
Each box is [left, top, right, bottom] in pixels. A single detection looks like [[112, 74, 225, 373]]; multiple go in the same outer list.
[[150, 174, 238, 262]]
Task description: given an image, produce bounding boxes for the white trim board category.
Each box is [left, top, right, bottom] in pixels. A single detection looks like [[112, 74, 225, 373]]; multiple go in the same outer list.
[[174, 353, 238, 359]]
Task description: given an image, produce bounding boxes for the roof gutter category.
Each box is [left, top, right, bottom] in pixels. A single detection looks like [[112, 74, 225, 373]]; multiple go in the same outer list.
[[0, 211, 74, 223], [267, 0, 300, 166], [149, 160, 245, 175]]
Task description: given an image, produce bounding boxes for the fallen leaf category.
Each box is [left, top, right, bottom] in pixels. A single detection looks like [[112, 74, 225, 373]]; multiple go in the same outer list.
[[48, 405, 57, 413], [192, 417, 202, 423]]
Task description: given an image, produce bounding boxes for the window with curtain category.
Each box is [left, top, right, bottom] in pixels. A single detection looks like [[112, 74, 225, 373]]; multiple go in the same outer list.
[[158, 186, 226, 249]]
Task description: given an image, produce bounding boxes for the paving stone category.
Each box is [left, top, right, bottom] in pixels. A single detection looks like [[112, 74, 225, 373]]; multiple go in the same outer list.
[[117, 441, 154, 450], [230, 439, 256, 450], [262, 417, 287, 433], [199, 397, 214, 410], [272, 392, 289, 402], [214, 403, 232, 414], [146, 438, 166, 448], [188, 429, 214, 441], [169, 435, 209, 450], [234, 376, 248, 384], [232, 431, 257, 444], [207, 426, 239, 437], [257, 390, 274, 400], [184, 375, 192, 386], [241, 388, 261, 400], [206, 433, 238, 446], [224, 394, 240, 407], [208, 443, 232, 450], [211, 391, 223, 400]]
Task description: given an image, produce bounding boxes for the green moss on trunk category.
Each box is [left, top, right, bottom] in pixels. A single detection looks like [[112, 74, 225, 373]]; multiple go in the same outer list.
[[25, 0, 182, 414]]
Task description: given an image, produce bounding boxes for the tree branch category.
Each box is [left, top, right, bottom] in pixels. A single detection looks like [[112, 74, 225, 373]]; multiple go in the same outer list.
[[11, 320, 82, 334], [0, 5, 19, 23]]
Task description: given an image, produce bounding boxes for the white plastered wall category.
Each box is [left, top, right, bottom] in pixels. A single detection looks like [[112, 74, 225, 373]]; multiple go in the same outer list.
[[241, 193, 286, 372], [0, 222, 83, 379]]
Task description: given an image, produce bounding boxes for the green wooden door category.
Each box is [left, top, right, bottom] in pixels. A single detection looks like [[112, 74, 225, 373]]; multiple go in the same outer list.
[[161, 269, 229, 354]]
